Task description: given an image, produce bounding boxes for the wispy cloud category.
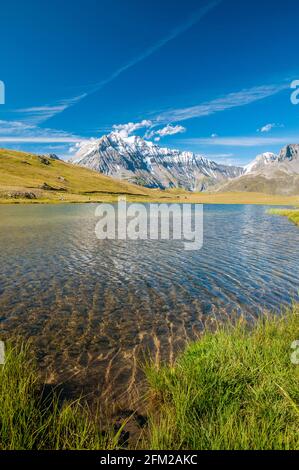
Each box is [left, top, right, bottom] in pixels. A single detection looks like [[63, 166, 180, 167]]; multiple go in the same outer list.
[[0, 136, 82, 143], [205, 152, 236, 165], [0, 119, 82, 143], [182, 136, 297, 147], [8, 0, 221, 128], [13, 94, 86, 124], [19, 0, 220, 130], [155, 83, 289, 124], [1, 94, 86, 146], [206, 152, 234, 158], [0, 0, 221, 148], [257, 122, 284, 133], [86, 0, 221, 96], [112, 82, 288, 142]]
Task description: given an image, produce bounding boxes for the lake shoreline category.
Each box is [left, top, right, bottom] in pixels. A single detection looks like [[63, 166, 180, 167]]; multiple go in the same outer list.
[[268, 208, 299, 226], [1, 191, 299, 206], [1, 203, 299, 410]]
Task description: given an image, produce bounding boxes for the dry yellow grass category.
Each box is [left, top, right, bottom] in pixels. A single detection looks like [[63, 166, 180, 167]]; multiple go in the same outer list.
[[1, 148, 299, 206]]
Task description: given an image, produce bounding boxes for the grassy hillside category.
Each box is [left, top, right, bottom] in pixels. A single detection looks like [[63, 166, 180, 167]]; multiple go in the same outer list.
[[0, 148, 159, 203], [1, 148, 299, 205]]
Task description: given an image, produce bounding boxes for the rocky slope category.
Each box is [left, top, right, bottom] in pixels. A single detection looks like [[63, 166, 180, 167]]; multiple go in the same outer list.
[[71, 133, 243, 191], [217, 145, 299, 195], [244, 152, 278, 174], [71, 135, 299, 195]]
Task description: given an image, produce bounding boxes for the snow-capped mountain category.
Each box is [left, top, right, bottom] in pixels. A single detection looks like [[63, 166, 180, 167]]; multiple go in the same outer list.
[[244, 152, 278, 174], [71, 133, 243, 191], [244, 145, 299, 176], [216, 145, 299, 195]]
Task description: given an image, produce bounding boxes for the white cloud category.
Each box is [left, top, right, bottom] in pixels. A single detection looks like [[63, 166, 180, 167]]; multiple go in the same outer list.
[[144, 124, 186, 141], [0, 136, 82, 143], [112, 120, 152, 138], [200, 152, 242, 166], [181, 136, 298, 147], [206, 152, 234, 158], [5, 1, 221, 124], [257, 122, 284, 133], [156, 124, 186, 137], [0, 119, 82, 143], [111, 82, 288, 143], [144, 130, 155, 139], [155, 83, 289, 124], [13, 94, 86, 124], [0, 120, 34, 135], [100, 81, 288, 144]]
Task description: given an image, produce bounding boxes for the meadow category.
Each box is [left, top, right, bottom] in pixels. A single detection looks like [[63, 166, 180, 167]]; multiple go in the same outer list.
[[1, 148, 299, 206]]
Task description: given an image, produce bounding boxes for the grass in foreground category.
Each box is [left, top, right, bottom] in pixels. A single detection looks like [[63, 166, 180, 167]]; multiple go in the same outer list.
[[144, 306, 299, 450], [268, 208, 299, 226], [1, 308, 299, 450], [0, 342, 121, 450]]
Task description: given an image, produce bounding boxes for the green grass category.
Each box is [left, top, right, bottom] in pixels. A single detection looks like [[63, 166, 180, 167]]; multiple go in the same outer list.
[[1, 309, 299, 450], [0, 341, 122, 450], [144, 306, 299, 450], [268, 208, 299, 226]]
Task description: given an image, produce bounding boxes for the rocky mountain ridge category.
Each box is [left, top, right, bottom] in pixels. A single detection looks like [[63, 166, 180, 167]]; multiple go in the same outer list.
[[71, 133, 243, 191], [71, 135, 299, 195]]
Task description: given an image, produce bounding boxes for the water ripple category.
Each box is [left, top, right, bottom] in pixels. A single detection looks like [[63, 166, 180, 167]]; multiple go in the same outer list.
[[0, 203, 299, 404]]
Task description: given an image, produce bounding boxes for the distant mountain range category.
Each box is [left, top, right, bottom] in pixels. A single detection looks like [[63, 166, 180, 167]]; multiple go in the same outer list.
[[71, 133, 243, 191], [217, 144, 299, 195], [71, 134, 299, 195]]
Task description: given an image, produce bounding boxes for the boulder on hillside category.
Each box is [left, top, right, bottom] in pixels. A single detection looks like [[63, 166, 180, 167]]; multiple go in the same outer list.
[[41, 182, 66, 191]]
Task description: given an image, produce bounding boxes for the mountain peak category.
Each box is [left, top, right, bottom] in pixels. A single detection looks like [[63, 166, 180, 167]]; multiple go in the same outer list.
[[244, 152, 278, 174], [71, 134, 299, 194], [279, 144, 299, 162], [243, 144, 299, 177], [71, 133, 243, 191]]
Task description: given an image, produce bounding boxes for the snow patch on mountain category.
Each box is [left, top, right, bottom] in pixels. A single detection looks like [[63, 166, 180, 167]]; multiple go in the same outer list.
[[71, 133, 244, 191], [244, 152, 278, 174]]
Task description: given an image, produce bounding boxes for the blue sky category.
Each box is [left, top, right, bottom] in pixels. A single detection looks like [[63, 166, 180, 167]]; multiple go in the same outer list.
[[0, 0, 299, 165]]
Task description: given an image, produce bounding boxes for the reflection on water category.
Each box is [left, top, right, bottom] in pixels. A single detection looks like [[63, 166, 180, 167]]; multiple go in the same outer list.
[[0, 204, 299, 403]]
